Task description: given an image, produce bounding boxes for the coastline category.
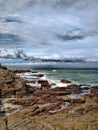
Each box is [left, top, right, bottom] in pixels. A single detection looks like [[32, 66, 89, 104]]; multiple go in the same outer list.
[[0, 64, 98, 130]]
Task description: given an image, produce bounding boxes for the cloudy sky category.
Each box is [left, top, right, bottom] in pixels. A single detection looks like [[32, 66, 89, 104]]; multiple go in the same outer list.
[[0, 0, 98, 68]]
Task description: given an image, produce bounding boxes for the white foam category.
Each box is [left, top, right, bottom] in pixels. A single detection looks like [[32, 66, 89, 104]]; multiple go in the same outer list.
[[52, 69, 57, 72]]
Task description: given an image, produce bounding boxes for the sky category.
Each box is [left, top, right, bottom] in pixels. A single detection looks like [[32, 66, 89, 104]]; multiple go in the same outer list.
[[0, 0, 98, 68]]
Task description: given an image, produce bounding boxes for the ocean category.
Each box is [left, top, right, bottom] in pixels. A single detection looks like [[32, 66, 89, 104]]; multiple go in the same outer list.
[[33, 68, 98, 86], [8, 66, 98, 86], [2, 60, 98, 86]]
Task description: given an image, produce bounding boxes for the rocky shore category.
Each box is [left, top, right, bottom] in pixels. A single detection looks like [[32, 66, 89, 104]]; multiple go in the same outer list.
[[0, 64, 98, 130]]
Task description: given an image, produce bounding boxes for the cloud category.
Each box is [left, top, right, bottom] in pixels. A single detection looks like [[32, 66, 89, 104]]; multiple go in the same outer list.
[[13, 49, 28, 59], [0, 49, 28, 59], [57, 31, 84, 41], [5, 17, 22, 23], [0, 33, 24, 46], [0, 0, 98, 67], [0, 48, 98, 64]]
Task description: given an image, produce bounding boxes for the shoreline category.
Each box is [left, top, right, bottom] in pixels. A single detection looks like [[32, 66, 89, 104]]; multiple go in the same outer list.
[[0, 64, 98, 130]]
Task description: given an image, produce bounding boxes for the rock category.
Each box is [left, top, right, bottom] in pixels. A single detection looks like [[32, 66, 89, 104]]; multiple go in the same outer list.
[[66, 84, 82, 94], [66, 84, 80, 89], [30, 107, 45, 116], [22, 105, 39, 116], [38, 80, 49, 84], [50, 83, 56, 86], [43, 102, 62, 113], [26, 85, 37, 94], [16, 90, 26, 98], [0, 118, 6, 130], [91, 86, 98, 96], [33, 89, 72, 96], [0, 100, 2, 105], [2, 88, 17, 97], [34, 74, 44, 77], [70, 99, 86, 104], [61, 79, 71, 83], [41, 82, 51, 90], [0, 64, 7, 70], [4, 79, 14, 84], [1, 64, 98, 130], [25, 80, 35, 83], [82, 87, 89, 90], [14, 80, 26, 89], [13, 70, 31, 73]]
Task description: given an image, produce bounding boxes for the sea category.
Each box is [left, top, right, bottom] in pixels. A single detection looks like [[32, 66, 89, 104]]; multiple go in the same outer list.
[[7, 65, 98, 86], [1, 59, 98, 86], [34, 68, 98, 86]]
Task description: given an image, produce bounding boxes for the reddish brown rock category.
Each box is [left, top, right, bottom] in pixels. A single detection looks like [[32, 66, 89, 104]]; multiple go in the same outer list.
[[22, 105, 39, 116], [61, 79, 71, 83], [43, 102, 62, 113], [70, 99, 86, 104], [33, 89, 72, 96], [91, 86, 98, 96], [41, 82, 51, 90]]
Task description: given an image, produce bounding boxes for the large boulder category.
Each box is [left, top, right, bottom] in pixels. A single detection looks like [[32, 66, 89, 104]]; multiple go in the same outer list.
[[38, 80, 49, 84]]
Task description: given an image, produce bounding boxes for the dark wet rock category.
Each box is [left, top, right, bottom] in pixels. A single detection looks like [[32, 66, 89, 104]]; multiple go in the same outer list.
[[38, 80, 49, 84], [13, 70, 31, 73], [0, 64, 7, 70], [34, 74, 44, 77], [66, 84, 79, 88], [82, 87, 89, 90], [50, 83, 56, 86], [61, 79, 71, 83], [26, 85, 38, 95], [66, 84, 83, 94], [25, 80, 35, 83]]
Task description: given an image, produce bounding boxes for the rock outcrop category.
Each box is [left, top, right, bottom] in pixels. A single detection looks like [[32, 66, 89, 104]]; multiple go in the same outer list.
[[0, 65, 98, 130]]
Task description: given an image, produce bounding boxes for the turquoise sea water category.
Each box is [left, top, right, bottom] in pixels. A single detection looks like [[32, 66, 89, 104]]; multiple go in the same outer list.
[[34, 69, 98, 86]]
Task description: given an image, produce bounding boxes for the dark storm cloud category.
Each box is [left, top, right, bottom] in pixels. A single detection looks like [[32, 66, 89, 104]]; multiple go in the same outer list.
[[0, 33, 24, 46], [5, 17, 22, 23], [36, 57, 86, 63], [57, 33, 84, 41]]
